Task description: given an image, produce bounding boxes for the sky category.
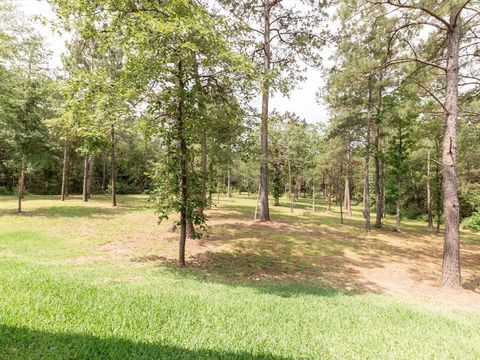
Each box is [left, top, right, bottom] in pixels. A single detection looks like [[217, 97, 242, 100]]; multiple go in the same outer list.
[[15, 0, 330, 124]]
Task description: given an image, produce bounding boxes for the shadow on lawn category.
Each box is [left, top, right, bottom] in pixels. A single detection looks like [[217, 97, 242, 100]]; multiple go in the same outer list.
[[0, 206, 133, 218], [133, 218, 386, 297], [134, 200, 480, 296], [0, 324, 292, 360]]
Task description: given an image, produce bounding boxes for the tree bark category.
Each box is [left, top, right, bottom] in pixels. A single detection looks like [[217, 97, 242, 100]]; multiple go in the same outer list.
[[364, 82, 372, 233], [441, 12, 461, 289], [294, 177, 301, 202], [177, 61, 188, 267], [17, 165, 25, 212], [374, 126, 382, 228], [227, 167, 232, 198], [87, 157, 94, 199], [101, 151, 107, 192], [396, 197, 401, 232], [327, 180, 332, 212], [344, 139, 352, 216], [82, 155, 89, 202], [288, 159, 293, 213], [436, 152, 442, 235], [427, 149, 433, 227], [61, 139, 69, 201], [111, 124, 117, 207], [193, 54, 208, 216], [259, 1, 271, 221]]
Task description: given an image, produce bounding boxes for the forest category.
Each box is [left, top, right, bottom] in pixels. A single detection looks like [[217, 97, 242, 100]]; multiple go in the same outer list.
[[1, 0, 480, 359]]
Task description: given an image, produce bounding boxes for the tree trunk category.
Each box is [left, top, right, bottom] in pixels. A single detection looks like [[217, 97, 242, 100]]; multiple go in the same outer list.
[[82, 155, 89, 202], [227, 167, 232, 198], [294, 177, 300, 202], [61, 139, 69, 201], [111, 124, 117, 207], [194, 54, 208, 216], [288, 159, 293, 213], [381, 155, 386, 218], [101, 151, 107, 192], [177, 61, 188, 267], [364, 82, 372, 233], [396, 197, 401, 232], [343, 178, 351, 216], [17, 165, 25, 212], [374, 126, 382, 228], [259, 2, 271, 222], [441, 12, 461, 290], [436, 154, 442, 234], [427, 149, 433, 227], [327, 180, 332, 212], [344, 140, 352, 216], [87, 157, 94, 199]]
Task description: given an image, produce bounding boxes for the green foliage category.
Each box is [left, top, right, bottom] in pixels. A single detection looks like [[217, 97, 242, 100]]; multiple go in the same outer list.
[[462, 212, 480, 231]]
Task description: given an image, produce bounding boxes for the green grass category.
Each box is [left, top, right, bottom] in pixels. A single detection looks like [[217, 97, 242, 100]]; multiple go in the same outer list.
[[1, 195, 480, 359]]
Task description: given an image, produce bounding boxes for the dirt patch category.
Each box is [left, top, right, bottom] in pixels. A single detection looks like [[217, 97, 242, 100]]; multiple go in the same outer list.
[[81, 202, 480, 313]]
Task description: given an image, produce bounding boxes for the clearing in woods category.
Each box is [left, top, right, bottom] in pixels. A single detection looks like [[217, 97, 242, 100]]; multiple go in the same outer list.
[[1, 194, 479, 359]]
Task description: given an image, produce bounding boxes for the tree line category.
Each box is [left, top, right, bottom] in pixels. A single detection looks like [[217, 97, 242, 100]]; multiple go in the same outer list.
[[1, 0, 479, 290]]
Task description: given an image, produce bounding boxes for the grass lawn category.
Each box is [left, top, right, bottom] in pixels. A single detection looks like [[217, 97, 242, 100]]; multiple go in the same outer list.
[[0, 194, 479, 359]]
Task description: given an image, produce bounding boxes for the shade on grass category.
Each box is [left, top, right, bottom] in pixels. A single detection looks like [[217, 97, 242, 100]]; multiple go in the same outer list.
[[0, 195, 479, 359]]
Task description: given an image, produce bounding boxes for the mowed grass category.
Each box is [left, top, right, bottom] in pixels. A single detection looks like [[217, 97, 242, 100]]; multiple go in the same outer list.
[[0, 195, 480, 359]]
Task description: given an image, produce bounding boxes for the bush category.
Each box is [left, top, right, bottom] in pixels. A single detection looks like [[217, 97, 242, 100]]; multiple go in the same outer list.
[[405, 204, 424, 220], [462, 212, 480, 231], [0, 186, 12, 195]]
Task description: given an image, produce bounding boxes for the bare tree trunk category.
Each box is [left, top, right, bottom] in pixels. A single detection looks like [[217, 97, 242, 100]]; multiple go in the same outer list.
[[61, 139, 69, 201], [111, 124, 117, 207], [193, 54, 208, 216], [82, 155, 89, 202], [343, 178, 351, 215], [288, 159, 293, 213], [374, 126, 382, 228], [364, 82, 372, 233], [327, 180, 332, 212], [227, 167, 232, 198], [340, 163, 344, 224], [101, 151, 107, 192], [87, 157, 94, 199], [436, 154, 442, 234], [177, 61, 187, 267], [17, 165, 25, 212], [344, 139, 352, 216], [259, 2, 271, 222], [441, 12, 461, 290], [381, 156, 386, 218], [396, 180, 401, 232], [254, 181, 261, 221], [427, 149, 433, 227]]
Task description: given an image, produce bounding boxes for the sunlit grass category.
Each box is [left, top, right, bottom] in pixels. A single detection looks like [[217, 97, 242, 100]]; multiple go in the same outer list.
[[0, 194, 479, 359]]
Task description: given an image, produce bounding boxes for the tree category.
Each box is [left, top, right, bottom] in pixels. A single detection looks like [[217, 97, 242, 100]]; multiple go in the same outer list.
[[218, 0, 326, 221], [362, 0, 480, 289], [0, 25, 54, 211], [383, 91, 416, 231]]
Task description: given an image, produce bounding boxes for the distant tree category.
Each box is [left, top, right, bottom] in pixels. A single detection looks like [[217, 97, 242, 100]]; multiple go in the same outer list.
[[218, 0, 327, 221]]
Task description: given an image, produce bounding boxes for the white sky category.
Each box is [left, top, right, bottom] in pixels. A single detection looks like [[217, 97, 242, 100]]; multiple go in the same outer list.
[[15, 0, 330, 124]]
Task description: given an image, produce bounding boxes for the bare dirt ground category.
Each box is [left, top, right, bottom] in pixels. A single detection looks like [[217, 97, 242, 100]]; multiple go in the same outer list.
[[93, 199, 480, 313]]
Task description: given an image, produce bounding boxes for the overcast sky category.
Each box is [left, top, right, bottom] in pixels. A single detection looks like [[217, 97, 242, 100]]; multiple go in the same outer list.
[[15, 0, 330, 124]]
